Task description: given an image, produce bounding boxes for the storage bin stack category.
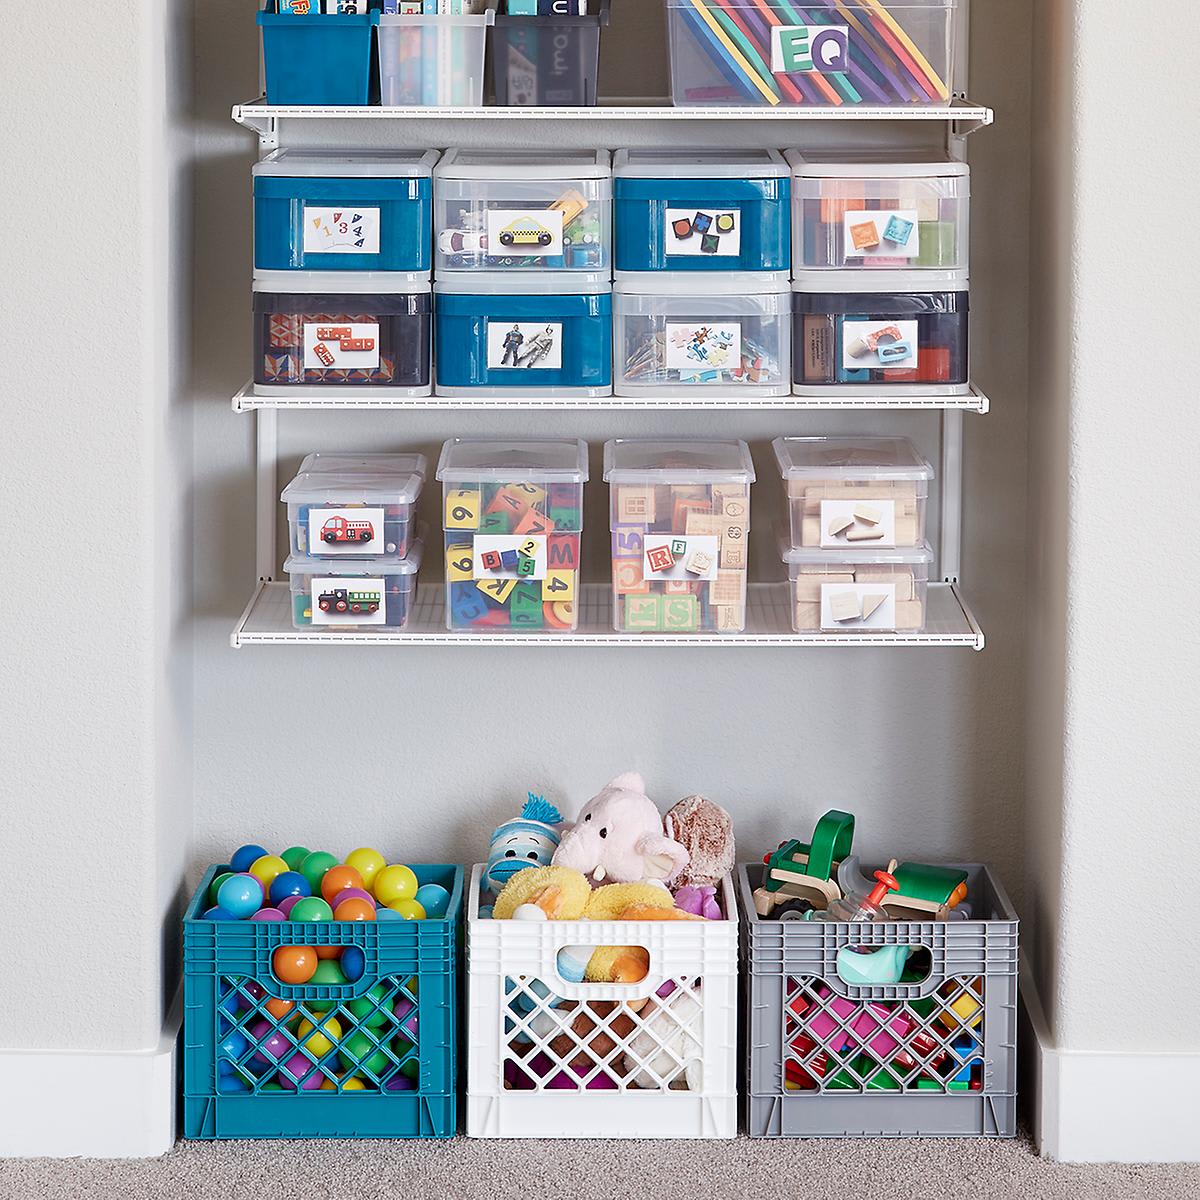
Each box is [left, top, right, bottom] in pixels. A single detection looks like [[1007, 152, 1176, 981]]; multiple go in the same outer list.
[[252, 150, 437, 397], [604, 438, 755, 634], [433, 150, 613, 397], [612, 149, 792, 398], [788, 151, 970, 396], [773, 435, 934, 634], [281, 452, 427, 632]]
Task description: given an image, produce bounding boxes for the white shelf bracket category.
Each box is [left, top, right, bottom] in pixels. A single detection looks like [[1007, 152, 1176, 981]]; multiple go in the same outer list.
[[255, 408, 278, 582]]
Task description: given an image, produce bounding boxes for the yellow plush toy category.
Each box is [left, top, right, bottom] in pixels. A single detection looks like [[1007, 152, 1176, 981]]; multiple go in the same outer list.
[[492, 866, 680, 923]]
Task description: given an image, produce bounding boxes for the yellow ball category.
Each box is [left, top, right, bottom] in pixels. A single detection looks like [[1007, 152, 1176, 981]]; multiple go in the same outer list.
[[344, 847, 387, 890], [249, 854, 289, 892], [386, 898, 426, 921], [297, 1014, 343, 1059], [373, 864, 418, 906], [321, 1075, 368, 1092]]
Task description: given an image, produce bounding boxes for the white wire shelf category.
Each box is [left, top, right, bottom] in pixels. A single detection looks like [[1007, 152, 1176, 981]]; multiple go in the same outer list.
[[232, 380, 989, 413], [233, 581, 984, 649]]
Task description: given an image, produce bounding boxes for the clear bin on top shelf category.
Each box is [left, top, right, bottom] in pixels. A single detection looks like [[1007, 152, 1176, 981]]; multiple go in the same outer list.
[[375, 8, 493, 107]]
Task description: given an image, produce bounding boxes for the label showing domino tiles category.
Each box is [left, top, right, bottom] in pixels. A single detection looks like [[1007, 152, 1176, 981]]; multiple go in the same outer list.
[[843, 209, 919, 260], [473, 534, 548, 581], [643, 534, 719, 582], [486, 208, 564, 258], [665, 207, 741, 258], [842, 319, 918, 371], [302, 205, 381, 255], [310, 577, 386, 626], [820, 499, 896, 549], [665, 321, 742, 374], [308, 507, 385, 556], [821, 583, 897, 631], [303, 322, 380, 370]]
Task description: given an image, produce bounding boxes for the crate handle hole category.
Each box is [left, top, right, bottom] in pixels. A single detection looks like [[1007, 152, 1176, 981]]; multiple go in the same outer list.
[[557, 944, 649, 986], [835, 943, 932, 987]]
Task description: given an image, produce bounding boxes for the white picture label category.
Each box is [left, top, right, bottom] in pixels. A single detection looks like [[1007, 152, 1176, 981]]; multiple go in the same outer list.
[[665, 321, 742, 374], [303, 322, 380, 370], [308, 507, 385, 556], [486, 321, 563, 371], [821, 583, 897, 631], [842, 319, 919, 371], [302, 206, 381, 255], [665, 207, 741, 258], [820, 499, 897, 549], [643, 535, 720, 582], [310, 577, 387, 626], [844, 209, 920, 260], [485, 208, 564, 258], [473, 535, 548, 581]]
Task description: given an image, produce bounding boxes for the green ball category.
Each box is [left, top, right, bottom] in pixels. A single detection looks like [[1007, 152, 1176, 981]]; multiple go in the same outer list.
[[299, 851, 340, 894], [281, 846, 311, 872], [260, 1081, 284, 1092], [340, 1031, 390, 1078], [208, 872, 234, 906], [399, 1057, 419, 1081], [311, 961, 347, 987], [347, 983, 391, 1029], [290, 896, 333, 922]]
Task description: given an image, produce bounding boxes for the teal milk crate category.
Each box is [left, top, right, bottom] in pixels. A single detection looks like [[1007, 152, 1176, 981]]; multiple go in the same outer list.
[[183, 863, 462, 1140], [257, 12, 377, 106]]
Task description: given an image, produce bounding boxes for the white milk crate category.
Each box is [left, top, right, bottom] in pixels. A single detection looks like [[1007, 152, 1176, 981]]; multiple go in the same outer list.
[[466, 863, 738, 1138]]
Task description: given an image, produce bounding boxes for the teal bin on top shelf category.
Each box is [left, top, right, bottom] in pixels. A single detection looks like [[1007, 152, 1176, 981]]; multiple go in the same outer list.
[[257, 11, 377, 106]]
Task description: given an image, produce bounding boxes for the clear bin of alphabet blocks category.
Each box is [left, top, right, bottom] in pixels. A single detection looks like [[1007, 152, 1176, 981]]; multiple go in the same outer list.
[[604, 439, 755, 634]]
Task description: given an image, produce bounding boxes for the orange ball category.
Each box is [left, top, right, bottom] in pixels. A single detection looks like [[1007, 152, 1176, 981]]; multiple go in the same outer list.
[[315, 945, 343, 961], [272, 945, 317, 985], [265, 996, 294, 1021], [333, 896, 376, 922], [321, 865, 364, 906]]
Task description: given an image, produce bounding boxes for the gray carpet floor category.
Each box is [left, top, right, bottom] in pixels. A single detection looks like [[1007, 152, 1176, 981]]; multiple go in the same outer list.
[[3, 1134, 1199, 1200]]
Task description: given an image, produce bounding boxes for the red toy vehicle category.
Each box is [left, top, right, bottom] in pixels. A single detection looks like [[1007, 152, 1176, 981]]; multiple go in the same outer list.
[[321, 516, 375, 545]]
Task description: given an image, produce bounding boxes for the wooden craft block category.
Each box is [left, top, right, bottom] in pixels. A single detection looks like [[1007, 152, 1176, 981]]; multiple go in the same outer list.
[[670, 485, 710, 502], [479, 577, 517, 606], [545, 599, 577, 630], [613, 558, 649, 595], [547, 533, 580, 571], [894, 516, 920, 544], [846, 526, 886, 542], [719, 541, 746, 570], [793, 573, 853, 602], [611, 526, 644, 559], [896, 600, 925, 630], [685, 548, 714, 576], [673, 498, 711, 532], [515, 508, 554, 537], [518, 539, 538, 559], [711, 570, 744, 606], [663, 579, 694, 595], [862, 593, 888, 620], [541, 570, 576, 602], [713, 486, 749, 522], [624, 594, 662, 631], [717, 604, 745, 632], [445, 543, 474, 582], [830, 591, 863, 623], [617, 486, 656, 524], [547, 483, 577, 510], [684, 512, 724, 538], [801, 516, 822, 546], [793, 601, 821, 631], [661, 594, 700, 632], [444, 488, 480, 530]]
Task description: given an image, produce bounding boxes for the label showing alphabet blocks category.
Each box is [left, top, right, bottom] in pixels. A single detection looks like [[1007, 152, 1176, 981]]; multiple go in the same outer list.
[[473, 535, 547, 581], [445, 489, 481, 530]]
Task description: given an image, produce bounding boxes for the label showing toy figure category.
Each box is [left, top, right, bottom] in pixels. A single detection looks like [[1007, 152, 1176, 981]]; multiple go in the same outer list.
[[665, 207, 741, 258], [303, 322, 380, 371], [307, 507, 386, 557], [486, 321, 563, 371], [820, 499, 897, 549], [485, 209, 564, 258], [771, 23, 849, 73], [643, 535, 720, 582], [843, 210, 919, 260], [664, 322, 742, 375], [310, 577, 387, 626], [473, 535, 548, 581], [303, 206, 381, 255], [821, 583, 897, 631], [842, 319, 919, 371]]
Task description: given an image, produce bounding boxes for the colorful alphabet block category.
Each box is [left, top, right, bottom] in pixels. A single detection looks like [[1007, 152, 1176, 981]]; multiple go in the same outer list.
[[547, 533, 579, 570], [446, 543, 474, 582], [445, 489, 481, 530], [479, 577, 517, 606], [541, 570, 575, 602], [646, 544, 675, 573], [624, 594, 662, 631], [480, 550, 503, 571], [516, 556, 537, 577]]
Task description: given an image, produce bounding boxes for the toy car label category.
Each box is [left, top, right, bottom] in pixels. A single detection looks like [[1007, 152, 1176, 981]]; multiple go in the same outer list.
[[473, 535, 547, 581], [308, 507, 385, 556], [485, 209, 563, 258], [842, 319, 918, 371], [310, 577, 387, 626], [302, 206, 381, 256], [666, 207, 741, 258], [843, 209, 919, 260], [643, 535, 719, 582], [486, 321, 563, 371], [303, 321, 380, 370]]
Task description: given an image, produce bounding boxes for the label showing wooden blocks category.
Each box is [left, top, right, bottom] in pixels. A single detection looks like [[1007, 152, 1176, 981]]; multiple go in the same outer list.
[[820, 498, 896, 548], [821, 583, 899, 632]]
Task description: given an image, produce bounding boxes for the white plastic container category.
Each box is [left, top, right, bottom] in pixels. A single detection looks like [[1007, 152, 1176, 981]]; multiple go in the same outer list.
[[604, 438, 755, 634], [773, 435, 933, 551], [434, 149, 612, 274], [614, 275, 792, 397], [375, 9, 494, 107], [781, 535, 932, 634], [465, 863, 738, 1138]]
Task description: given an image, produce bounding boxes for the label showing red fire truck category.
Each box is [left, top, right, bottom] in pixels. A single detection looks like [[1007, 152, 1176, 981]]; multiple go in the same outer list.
[[308, 507, 385, 556], [303, 322, 380, 371]]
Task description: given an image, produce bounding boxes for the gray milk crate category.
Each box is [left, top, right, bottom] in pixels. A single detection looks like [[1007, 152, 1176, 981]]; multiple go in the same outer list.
[[739, 862, 1018, 1138]]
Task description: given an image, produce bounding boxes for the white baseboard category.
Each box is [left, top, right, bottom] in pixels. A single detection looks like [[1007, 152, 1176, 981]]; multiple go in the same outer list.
[[0, 991, 179, 1159], [1022, 966, 1199, 1164]]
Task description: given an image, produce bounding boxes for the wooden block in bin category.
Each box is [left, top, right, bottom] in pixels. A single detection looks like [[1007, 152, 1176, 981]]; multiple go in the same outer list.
[[617, 486, 656, 524], [793, 601, 821, 631], [793, 574, 853, 602], [896, 600, 926, 630]]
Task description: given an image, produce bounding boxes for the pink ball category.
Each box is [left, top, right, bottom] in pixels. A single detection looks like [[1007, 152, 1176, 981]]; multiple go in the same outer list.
[[279, 1052, 324, 1091], [333, 888, 376, 909], [251, 907, 286, 922], [277, 895, 304, 918], [245, 981, 265, 1001], [248, 1019, 294, 1067], [393, 997, 418, 1040]]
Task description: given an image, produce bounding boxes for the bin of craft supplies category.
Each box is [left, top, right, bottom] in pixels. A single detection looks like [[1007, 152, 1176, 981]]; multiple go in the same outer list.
[[788, 151, 969, 273], [257, 10, 377, 106], [282, 454, 427, 562], [253, 150, 438, 276], [253, 272, 432, 394], [437, 438, 587, 633], [182, 861, 463, 1139], [490, 0, 612, 106], [614, 274, 791, 397], [612, 149, 790, 274], [792, 270, 968, 395], [772, 435, 932, 551], [375, 7, 494, 107], [738, 860, 1018, 1137], [434, 273, 612, 396], [604, 438, 755, 634], [664, 0, 958, 108], [285, 535, 424, 632], [465, 863, 738, 1138], [781, 535, 932, 634], [434, 149, 611, 273]]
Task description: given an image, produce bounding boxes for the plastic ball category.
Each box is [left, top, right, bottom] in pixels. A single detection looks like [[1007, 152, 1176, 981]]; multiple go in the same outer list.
[[399, 1056, 420, 1081], [221, 1029, 249, 1062], [277, 895, 304, 918], [322, 1075, 369, 1092], [218, 1073, 249, 1094], [269, 871, 311, 907], [217, 874, 265, 920], [373, 865, 418, 906], [281, 846, 311, 872], [248, 1019, 294, 1067], [260, 1081, 284, 1092], [299, 850, 340, 894], [413, 883, 450, 919], [265, 996, 294, 1022], [204, 906, 237, 921], [347, 983, 391, 1029], [208, 872, 234, 906], [376, 907, 404, 921], [386, 899, 426, 921], [321, 864, 365, 907], [385, 1075, 415, 1092], [340, 946, 367, 983], [289, 896, 333, 923], [311, 961, 348, 987], [331, 887, 375, 909], [249, 854, 289, 892], [340, 1031, 391, 1078], [279, 1051, 325, 1092], [297, 1014, 343, 1059], [333, 897, 376, 923], [230, 844, 269, 874], [272, 945, 317, 985], [393, 997, 418, 1040], [251, 907, 286, 922], [344, 848, 387, 890], [217, 1055, 237, 1077], [315, 944, 343, 961]]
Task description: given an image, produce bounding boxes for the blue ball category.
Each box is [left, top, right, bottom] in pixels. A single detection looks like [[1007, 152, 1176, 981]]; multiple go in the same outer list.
[[217, 874, 264, 920], [341, 946, 366, 983], [230, 843, 269, 874], [204, 906, 237, 921], [218, 1073, 249, 1094], [414, 884, 450, 919], [269, 871, 311, 907], [376, 907, 404, 921], [221, 1029, 249, 1062]]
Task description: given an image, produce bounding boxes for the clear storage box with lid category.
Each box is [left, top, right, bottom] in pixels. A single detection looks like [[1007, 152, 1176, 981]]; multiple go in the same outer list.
[[434, 149, 611, 273], [614, 274, 791, 397], [612, 149, 790, 274], [773, 435, 933, 551], [282, 454, 427, 562], [375, 7, 494, 107], [604, 438, 755, 634], [788, 151, 969, 272], [437, 438, 588, 633], [793, 270, 968, 395], [253, 150, 438, 276]]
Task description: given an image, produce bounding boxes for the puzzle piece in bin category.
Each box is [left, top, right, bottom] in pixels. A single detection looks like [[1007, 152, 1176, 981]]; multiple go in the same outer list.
[[883, 215, 916, 246], [268, 314, 300, 348], [646, 544, 675, 573]]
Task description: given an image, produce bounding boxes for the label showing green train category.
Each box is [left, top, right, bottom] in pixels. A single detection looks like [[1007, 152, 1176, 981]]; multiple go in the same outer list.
[[318, 587, 381, 616]]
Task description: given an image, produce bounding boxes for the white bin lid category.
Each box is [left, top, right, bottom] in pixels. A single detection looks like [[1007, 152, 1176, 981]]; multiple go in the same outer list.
[[793, 268, 969, 294], [773, 436, 933, 481], [436, 148, 611, 180], [253, 149, 440, 179], [604, 438, 755, 485], [253, 270, 431, 294], [785, 148, 969, 179], [434, 271, 611, 296], [285, 534, 425, 576], [437, 438, 589, 484], [298, 451, 428, 478], [282, 468, 426, 507], [613, 148, 788, 179], [616, 271, 789, 295], [779, 530, 934, 567]]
